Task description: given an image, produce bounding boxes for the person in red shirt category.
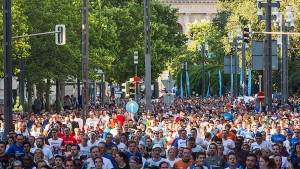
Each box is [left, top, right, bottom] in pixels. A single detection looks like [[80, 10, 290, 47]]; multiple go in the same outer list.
[[62, 127, 77, 146], [73, 128, 82, 144], [116, 111, 125, 126]]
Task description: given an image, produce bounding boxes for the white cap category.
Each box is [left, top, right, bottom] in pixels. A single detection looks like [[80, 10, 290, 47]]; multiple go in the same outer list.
[[152, 144, 162, 150]]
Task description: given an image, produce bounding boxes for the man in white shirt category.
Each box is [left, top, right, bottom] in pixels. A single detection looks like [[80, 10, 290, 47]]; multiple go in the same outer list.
[[114, 136, 127, 153], [74, 111, 83, 129], [35, 137, 54, 165], [250, 133, 272, 151], [222, 130, 235, 155], [187, 137, 204, 153], [87, 132, 99, 147], [47, 129, 63, 156], [144, 144, 168, 167], [86, 111, 100, 130], [79, 135, 90, 158], [190, 128, 205, 146], [270, 144, 290, 168], [82, 146, 113, 169]]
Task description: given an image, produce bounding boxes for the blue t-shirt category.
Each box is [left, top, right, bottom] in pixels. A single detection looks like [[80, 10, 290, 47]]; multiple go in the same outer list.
[[125, 151, 143, 164], [271, 134, 286, 144], [6, 144, 24, 157], [223, 113, 234, 120], [290, 137, 300, 147]]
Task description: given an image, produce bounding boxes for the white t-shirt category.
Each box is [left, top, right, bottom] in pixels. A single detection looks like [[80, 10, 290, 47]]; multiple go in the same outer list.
[[167, 158, 180, 168], [85, 157, 113, 169], [250, 141, 272, 151], [87, 140, 99, 147], [48, 138, 63, 155], [79, 144, 90, 158], [86, 117, 99, 129], [177, 138, 187, 149], [74, 118, 84, 129], [116, 143, 127, 153], [40, 146, 53, 161], [145, 158, 168, 167], [222, 139, 235, 148]]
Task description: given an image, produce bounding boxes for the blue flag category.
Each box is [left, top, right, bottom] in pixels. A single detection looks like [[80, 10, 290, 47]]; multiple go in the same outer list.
[[186, 70, 191, 97], [206, 71, 210, 98], [180, 72, 183, 99], [248, 69, 252, 96], [219, 70, 222, 97]]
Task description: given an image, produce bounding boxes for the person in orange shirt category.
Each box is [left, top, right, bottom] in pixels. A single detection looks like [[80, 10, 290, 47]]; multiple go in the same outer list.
[[173, 147, 193, 169], [216, 123, 236, 141]]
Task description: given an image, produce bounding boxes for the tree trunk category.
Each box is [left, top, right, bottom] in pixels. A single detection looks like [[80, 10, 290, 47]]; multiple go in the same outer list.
[[27, 78, 33, 112], [60, 81, 65, 101]]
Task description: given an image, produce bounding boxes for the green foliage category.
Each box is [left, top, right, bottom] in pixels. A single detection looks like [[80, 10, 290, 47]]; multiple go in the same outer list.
[[0, 0, 186, 98], [0, 0, 30, 77]]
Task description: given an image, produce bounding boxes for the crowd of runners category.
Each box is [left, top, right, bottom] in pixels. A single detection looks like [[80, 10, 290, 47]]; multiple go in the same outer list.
[[1, 96, 300, 169]]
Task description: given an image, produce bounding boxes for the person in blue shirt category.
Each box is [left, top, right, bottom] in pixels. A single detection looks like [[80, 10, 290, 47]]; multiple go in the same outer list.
[[125, 141, 143, 165], [237, 122, 247, 136], [6, 134, 25, 158], [223, 109, 234, 121], [271, 126, 286, 144], [290, 129, 300, 148]]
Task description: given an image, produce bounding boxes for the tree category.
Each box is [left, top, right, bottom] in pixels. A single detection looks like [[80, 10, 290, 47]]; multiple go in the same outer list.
[[94, 0, 187, 84], [0, 0, 30, 76]]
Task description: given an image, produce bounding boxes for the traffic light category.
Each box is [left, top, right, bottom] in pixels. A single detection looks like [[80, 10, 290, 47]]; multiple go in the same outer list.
[[243, 27, 250, 43], [55, 24, 66, 45], [129, 82, 136, 95], [121, 83, 127, 93]]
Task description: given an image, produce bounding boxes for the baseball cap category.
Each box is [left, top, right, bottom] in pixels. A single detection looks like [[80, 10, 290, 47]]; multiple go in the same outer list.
[[152, 144, 162, 150]]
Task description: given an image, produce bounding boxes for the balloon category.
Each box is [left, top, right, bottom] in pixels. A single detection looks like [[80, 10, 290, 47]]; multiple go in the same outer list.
[[226, 103, 231, 108], [236, 104, 241, 109]]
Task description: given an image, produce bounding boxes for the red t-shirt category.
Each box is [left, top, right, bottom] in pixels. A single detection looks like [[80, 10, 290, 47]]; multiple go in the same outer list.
[[116, 114, 125, 126], [74, 135, 82, 144], [62, 136, 77, 146]]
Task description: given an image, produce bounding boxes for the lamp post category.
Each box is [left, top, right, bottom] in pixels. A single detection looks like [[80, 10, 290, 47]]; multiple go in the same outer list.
[[257, 0, 280, 110]]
